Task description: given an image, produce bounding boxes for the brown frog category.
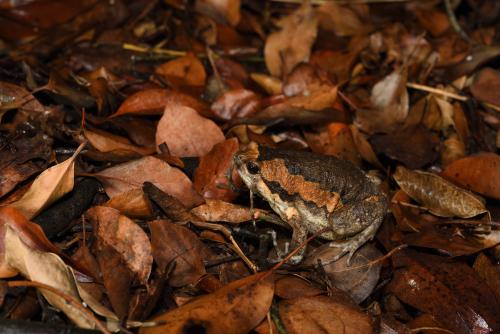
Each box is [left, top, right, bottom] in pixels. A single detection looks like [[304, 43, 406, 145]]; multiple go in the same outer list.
[[234, 142, 387, 264]]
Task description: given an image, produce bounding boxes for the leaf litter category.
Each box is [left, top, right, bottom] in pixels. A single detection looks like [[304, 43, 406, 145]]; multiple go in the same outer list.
[[0, 1, 499, 333]]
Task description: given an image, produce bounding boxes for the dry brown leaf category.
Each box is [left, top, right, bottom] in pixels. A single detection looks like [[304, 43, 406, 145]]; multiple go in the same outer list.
[[473, 253, 500, 301], [250, 73, 282, 95], [83, 128, 155, 156], [393, 165, 487, 218], [191, 199, 254, 224], [414, 7, 450, 37], [317, 2, 371, 37], [112, 88, 208, 117], [149, 219, 206, 287], [0, 81, 45, 122], [264, 1, 318, 78], [86, 206, 152, 284], [195, 0, 241, 26], [355, 69, 409, 134], [441, 153, 500, 200], [211, 89, 261, 120], [156, 104, 225, 157], [193, 138, 240, 201], [140, 273, 273, 334], [470, 67, 500, 107], [305, 243, 382, 304], [274, 276, 323, 300], [349, 125, 384, 170], [94, 156, 202, 208], [102, 188, 153, 218], [155, 53, 206, 93], [441, 132, 466, 167], [8, 142, 85, 219], [279, 295, 374, 334]]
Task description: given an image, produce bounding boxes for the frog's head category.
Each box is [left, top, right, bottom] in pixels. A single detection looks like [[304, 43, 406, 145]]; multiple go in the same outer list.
[[233, 142, 263, 191]]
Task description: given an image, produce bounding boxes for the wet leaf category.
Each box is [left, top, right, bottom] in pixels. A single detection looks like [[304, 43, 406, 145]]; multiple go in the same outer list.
[[156, 104, 225, 157], [140, 273, 274, 334], [149, 219, 206, 287], [393, 165, 487, 218], [94, 156, 202, 208], [264, 1, 318, 77], [441, 153, 500, 200], [8, 142, 85, 219]]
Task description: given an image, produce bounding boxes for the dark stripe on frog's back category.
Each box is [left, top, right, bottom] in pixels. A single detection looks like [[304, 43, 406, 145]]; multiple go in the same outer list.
[[257, 146, 373, 203]]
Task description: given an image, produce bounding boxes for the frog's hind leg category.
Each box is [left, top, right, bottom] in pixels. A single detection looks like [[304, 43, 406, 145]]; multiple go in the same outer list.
[[328, 195, 386, 265]]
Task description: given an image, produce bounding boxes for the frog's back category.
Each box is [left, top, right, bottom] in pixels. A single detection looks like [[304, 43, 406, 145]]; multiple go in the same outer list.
[[257, 146, 375, 203]]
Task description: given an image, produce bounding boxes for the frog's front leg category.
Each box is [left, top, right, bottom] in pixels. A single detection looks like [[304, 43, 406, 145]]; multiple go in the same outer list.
[[329, 195, 387, 265]]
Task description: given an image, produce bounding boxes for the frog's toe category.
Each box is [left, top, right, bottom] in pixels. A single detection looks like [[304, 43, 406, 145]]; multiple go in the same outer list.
[[328, 241, 359, 265]]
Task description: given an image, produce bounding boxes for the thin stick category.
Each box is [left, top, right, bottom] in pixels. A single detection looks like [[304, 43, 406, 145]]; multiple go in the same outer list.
[[443, 0, 474, 44], [7, 280, 110, 334], [271, 0, 413, 3], [406, 82, 467, 101]]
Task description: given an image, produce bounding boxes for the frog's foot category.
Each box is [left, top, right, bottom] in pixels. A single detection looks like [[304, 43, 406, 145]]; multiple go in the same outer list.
[[329, 216, 382, 265]]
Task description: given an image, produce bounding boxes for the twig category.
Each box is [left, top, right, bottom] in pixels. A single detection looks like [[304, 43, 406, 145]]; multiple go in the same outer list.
[[7, 280, 110, 334], [443, 0, 474, 44], [410, 327, 455, 334], [271, 0, 413, 3]]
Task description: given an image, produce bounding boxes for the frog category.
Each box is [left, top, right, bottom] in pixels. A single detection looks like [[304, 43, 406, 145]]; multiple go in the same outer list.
[[233, 142, 387, 265]]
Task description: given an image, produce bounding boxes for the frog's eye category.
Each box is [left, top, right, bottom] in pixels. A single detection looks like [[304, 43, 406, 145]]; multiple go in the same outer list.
[[246, 161, 260, 175]]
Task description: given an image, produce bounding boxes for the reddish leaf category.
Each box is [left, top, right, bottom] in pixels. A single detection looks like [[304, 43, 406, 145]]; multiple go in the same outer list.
[[156, 104, 225, 157], [155, 53, 206, 94], [211, 89, 261, 120]]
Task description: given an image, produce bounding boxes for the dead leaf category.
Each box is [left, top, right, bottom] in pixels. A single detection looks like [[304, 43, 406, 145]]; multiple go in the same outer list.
[[264, 1, 318, 77], [250, 73, 282, 95], [211, 89, 261, 120], [140, 273, 274, 334], [102, 188, 153, 218], [195, 0, 240, 26], [388, 251, 499, 334], [112, 88, 208, 117], [156, 104, 225, 157], [470, 67, 500, 106], [193, 138, 240, 201], [355, 69, 409, 134], [149, 219, 206, 287], [274, 276, 323, 300], [84, 128, 155, 156], [349, 125, 384, 169], [8, 142, 85, 219], [317, 2, 371, 37], [414, 7, 450, 37], [86, 206, 152, 284], [441, 153, 500, 200], [155, 53, 206, 94], [0, 81, 44, 122], [393, 165, 487, 218], [305, 243, 382, 304], [474, 253, 500, 302], [191, 199, 254, 224], [94, 156, 203, 208], [371, 126, 439, 169], [279, 295, 374, 334]]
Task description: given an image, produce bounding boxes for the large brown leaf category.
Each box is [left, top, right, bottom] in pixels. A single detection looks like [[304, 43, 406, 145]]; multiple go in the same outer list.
[[155, 53, 206, 94], [264, 1, 318, 77], [140, 273, 274, 334], [393, 165, 487, 218], [156, 104, 225, 157], [441, 153, 500, 200], [94, 156, 202, 208], [149, 219, 206, 287]]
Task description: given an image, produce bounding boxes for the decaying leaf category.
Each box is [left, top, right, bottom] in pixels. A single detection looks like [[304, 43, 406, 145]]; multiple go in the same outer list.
[[317, 2, 371, 37], [193, 138, 240, 201], [393, 165, 487, 218], [140, 273, 274, 334], [195, 0, 241, 26], [150, 219, 206, 287], [113, 88, 208, 117], [86, 206, 153, 284], [441, 153, 500, 200], [264, 1, 318, 77], [94, 156, 203, 208], [156, 104, 225, 157], [8, 142, 85, 219], [470, 67, 500, 107], [355, 69, 409, 134], [155, 53, 206, 93], [279, 295, 374, 334]]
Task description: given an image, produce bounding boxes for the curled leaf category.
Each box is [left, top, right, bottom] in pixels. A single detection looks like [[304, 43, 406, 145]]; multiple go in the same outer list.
[[393, 166, 487, 218]]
